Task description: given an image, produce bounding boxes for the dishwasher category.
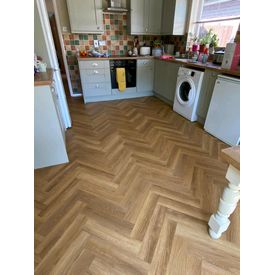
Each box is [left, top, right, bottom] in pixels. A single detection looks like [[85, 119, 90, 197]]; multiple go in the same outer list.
[[204, 75, 240, 146]]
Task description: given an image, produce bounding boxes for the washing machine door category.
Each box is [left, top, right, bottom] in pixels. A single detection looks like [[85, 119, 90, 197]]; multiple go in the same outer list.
[[176, 78, 196, 106]]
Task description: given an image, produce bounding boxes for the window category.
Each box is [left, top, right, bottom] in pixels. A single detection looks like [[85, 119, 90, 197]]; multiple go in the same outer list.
[[191, 0, 240, 47]]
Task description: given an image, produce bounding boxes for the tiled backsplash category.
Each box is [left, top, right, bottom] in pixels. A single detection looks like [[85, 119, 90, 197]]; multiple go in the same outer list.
[[63, 14, 186, 95]]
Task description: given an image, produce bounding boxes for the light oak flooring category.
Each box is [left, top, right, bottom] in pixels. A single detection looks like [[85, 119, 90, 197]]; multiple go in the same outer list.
[[34, 96, 240, 275]]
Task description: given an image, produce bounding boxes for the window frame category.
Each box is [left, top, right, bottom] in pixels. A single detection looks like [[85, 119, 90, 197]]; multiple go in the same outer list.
[[186, 0, 240, 49]]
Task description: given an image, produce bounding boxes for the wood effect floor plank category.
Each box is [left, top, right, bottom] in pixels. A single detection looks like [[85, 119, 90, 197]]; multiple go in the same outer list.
[[35, 96, 239, 274], [49, 231, 90, 275], [35, 213, 87, 275]]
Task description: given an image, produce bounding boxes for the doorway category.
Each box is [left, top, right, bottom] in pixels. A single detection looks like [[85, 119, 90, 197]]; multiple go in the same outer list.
[[45, 0, 73, 98]]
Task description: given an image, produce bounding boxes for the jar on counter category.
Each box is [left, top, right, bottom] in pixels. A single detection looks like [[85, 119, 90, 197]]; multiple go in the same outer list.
[[152, 48, 162, 57], [202, 54, 209, 64]]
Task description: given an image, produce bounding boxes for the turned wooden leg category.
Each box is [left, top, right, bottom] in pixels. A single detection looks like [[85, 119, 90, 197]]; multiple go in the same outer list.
[[208, 164, 240, 239]]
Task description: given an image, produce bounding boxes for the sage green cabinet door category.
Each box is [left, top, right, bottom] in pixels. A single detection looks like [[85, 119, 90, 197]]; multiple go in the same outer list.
[[148, 0, 163, 34], [154, 60, 181, 102], [166, 62, 181, 101], [197, 70, 218, 122], [130, 0, 146, 34], [137, 60, 154, 92], [130, 0, 163, 35], [66, 0, 103, 33], [154, 60, 167, 98], [161, 0, 189, 35], [161, 0, 176, 35]]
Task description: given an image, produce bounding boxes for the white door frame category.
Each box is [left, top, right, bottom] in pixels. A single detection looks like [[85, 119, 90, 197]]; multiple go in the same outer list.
[[36, 0, 72, 128], [52, 0, 81, 97]]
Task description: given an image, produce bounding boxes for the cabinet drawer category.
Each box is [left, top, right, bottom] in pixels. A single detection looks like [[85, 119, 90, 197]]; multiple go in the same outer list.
[[81, 69, 110, 83], [82, 82, 111, 97], [137, 59, 154, 67], [84, 68, 106, 76], [79, 60, 109, 69]]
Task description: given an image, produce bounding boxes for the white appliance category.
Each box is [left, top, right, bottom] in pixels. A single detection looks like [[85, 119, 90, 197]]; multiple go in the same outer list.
[[164, 44, 175, 55], [140, 46, 151, 56], [221, 42, 237, 69], [204, 75, 240, 146], [35, 0, 71, 129], [173, 67, 204, 122]]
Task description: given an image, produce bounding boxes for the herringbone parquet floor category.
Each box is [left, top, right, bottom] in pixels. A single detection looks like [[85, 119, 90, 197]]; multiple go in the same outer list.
[[34, 96, 240, 275]]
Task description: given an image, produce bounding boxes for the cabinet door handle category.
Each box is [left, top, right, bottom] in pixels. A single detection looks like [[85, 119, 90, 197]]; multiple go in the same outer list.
[[95, 84, 100, 88], [94, 70, 99, 74], [92, 63, 98, 66]]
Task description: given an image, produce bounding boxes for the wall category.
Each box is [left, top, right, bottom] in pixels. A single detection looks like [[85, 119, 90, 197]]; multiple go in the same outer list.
[[45, 0, 54, 13], [34, 0, 51, 66]]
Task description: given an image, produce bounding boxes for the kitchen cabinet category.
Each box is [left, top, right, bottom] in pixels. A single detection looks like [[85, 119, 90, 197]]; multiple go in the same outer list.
[[196, 69, 219, 124], [128, 0, 163, 35], [137, 59, 154, 93], [34, 84, 69, 169], [153, 60, 181, 104], [66, 0, 103, 33], [79, 60, 112, 103], [161, 0, 189, 35]]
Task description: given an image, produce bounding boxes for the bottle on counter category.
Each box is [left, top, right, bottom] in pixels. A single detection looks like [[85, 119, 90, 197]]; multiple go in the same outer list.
[[202, 47, 209, 64], [76, 48, 80, 57]]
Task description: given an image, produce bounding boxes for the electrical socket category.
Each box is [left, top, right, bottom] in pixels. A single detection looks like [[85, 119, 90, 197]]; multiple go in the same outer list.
[[99, 40, 106, 46], [62, 26, 68, 32], [94, 40, 99, 48]]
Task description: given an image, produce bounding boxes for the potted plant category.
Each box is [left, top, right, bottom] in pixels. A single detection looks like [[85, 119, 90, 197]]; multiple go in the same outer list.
[[199, 29, 218, 53], [209, 33, 219, 54]]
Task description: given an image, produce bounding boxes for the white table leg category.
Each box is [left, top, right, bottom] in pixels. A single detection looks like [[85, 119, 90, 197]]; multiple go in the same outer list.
[[208, 164, 240, 239]]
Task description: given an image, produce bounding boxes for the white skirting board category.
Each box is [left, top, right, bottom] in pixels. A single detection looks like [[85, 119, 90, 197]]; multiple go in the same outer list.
[[83, 91, 154, 103]]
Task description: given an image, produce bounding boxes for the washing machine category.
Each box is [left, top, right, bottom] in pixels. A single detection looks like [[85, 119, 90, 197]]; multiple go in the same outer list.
[[173, 67, 204, 122]]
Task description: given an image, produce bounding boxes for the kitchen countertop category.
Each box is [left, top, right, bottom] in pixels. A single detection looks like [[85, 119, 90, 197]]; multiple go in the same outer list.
[[221, 145, 240, 170], [34, 69, 54, 86], [155, 57, 240, 77], [78, 55, 154, 61], [78, 55, 240, 77]]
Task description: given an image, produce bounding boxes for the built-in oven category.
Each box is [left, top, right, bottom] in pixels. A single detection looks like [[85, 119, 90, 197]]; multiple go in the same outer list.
[[110, 60, 137, 89]]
